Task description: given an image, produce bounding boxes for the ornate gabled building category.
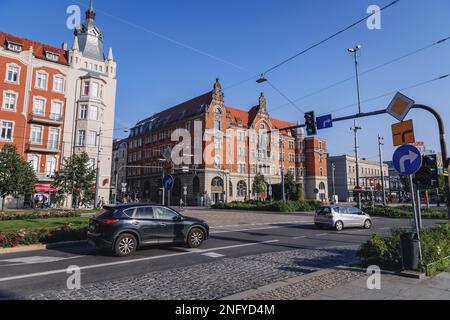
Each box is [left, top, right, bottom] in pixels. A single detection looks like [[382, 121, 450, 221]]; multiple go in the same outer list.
[[0, 0, 117, 208], [125, 79, 328, 205]]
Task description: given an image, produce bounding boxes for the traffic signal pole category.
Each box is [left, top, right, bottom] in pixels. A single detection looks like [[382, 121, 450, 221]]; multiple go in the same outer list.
[[268, 104, 450, 221]]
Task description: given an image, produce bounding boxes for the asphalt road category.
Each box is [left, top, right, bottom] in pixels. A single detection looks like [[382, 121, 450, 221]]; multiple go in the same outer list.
[[0, 210, 446, 300]]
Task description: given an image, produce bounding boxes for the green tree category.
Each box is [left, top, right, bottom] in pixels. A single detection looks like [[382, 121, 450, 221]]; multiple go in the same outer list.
[[0, 144, 37, 210], [284, 172, 298, 201], [52, 152, 96, 208], [252, 174, 266, 201]]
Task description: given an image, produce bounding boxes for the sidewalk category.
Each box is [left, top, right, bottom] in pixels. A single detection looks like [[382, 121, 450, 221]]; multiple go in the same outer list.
[[222, 267, 450, 300]]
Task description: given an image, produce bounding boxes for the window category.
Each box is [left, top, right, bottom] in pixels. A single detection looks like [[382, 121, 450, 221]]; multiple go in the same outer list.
[[30, 126, 42, 144], [7, 42, 22, 52], [29, 155, 39, 172], [89, 131, 97, 146], [50, 101, 62, 120], [45, 156, 57, 177], [3, 92, 17, 110], [214, 137, 221, 149], [80, 105, 88, 119], [83, 82, 90, 95], [91, 82, 99, 97], [89, 106, 98, 120], [289, 141, 295, 149], [36, 72, 48, 89], [320, 167, 323, 176], [53, 76, 64, 92], [238, 163, 246, 174], [33, 98, 45, 115], [214, 108, 222, 130], [237, 181, 247, 197], [153, 207, 178, 220], [6, 65, 20, 84], [78, 130, 86, 146], [49, 128, 59, 150], [0, 121, 13, 140], [135, 206, 154, 219], [45, 52, 59, 61]]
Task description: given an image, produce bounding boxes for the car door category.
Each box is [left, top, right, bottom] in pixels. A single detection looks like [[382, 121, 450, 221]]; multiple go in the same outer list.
[[133, 206, 159, 243], [337, 206, 353, 227], [152, 206, 182, 243], [346, 207, 363, 226]]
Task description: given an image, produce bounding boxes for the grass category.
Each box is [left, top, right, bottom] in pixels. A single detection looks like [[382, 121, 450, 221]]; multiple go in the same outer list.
[[0, 217, 90, 233]]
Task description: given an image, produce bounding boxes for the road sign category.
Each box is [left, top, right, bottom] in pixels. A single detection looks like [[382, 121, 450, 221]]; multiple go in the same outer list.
[[121, 183, 127, 188], [387, 92, 415, 121], [316, 114, 333, 130], [121, 187, 127, 193], [164, 162, 173, 174], [393, 144, 422, 176], [392, 120, 415, 146], [162, 147, 172, 161], [163, 175, 174, 191]]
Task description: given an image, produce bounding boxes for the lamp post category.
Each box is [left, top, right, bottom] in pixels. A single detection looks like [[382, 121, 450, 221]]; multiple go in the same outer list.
[[348, 44, 363, 209], [94, 128, 102, 209], [378, 134, 387, 205], [331, 162, 336, 198]]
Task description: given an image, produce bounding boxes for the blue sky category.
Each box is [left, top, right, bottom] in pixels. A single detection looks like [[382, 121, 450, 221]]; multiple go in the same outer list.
[[1, 0, 450, 162]]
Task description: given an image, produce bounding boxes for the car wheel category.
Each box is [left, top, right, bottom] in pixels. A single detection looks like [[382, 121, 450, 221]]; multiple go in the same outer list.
[[187, 228, 205, 248], [335, 221, 344, 231], [363, 219, 372, 229], [114, 233, 137, 257]]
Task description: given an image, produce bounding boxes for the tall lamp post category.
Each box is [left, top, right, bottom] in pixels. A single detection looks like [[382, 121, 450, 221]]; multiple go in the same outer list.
[[348, 44, 363, 209], [94, 128, 103, 209]]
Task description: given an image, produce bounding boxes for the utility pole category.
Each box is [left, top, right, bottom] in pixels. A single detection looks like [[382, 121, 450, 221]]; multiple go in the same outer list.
[[279, 138, 286, 201], [378, 134, 387, 205], [348, 44, 363, 209], [94, 128, 102, 209], [331, 162, 336, 197]]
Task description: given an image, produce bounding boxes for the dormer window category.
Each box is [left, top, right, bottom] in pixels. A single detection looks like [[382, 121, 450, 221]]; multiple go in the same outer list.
[[7, 41, 22, 52], [237, 120, 243, 127], [45, 51, 59, 62]]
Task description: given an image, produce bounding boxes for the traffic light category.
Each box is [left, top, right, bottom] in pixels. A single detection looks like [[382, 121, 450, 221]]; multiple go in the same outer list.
[[304, 111, 317, 136], [414, 154, 439, 189]]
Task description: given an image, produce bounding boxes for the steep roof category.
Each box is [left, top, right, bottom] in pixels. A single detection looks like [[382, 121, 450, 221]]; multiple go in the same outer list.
[[0, 32, 69, 65]]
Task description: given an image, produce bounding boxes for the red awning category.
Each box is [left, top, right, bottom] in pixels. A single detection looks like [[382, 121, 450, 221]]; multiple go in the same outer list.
[[35, 184, 58, 193]]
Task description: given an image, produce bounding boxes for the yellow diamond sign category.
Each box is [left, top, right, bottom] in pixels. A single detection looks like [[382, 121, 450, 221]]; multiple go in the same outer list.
[[387, 92, 415, 121]]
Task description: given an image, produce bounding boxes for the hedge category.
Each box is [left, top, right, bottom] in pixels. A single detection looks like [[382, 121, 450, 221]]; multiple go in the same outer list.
[[357, 223, 450, 274], [0, 210, 82, 221], [211, 200, 322, 212], [0, 224, 87, 248], [362, 205, 447, 219]]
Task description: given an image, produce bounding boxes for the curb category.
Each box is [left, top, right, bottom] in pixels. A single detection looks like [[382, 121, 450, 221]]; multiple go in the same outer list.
[[0, 240, 87, 255]]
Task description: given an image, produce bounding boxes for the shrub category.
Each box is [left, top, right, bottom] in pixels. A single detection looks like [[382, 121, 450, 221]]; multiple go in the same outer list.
[[0, 210, 81, 221], [362, 205, 446, 219], [211, 200, 322, 212], [357, 223, 450, 273]]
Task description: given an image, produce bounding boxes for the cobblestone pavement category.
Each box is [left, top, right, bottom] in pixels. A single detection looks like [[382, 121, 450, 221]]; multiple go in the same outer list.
[[244, 269, 366, 300], [28, 246, 359, 300]]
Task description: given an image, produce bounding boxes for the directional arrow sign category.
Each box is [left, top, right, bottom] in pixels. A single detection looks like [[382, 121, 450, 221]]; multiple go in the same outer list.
[[393, 144, 422, 176], [316, 114, 333, 130], [163, 175, 174, 191]]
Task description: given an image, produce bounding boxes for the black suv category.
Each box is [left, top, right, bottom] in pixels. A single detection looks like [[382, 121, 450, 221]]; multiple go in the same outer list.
[[87, 204, 209, 256]]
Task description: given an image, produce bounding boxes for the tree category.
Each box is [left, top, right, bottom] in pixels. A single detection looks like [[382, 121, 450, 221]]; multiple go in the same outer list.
[[0, 144, 37, 211], [252, 174, 266, 201], [52, 152, 96, 208], [284, 172, 298, 201]]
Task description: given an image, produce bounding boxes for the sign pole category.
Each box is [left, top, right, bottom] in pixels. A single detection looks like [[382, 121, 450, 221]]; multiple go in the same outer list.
[[409, 175, 423, 260], [416, 187, 423, 230]]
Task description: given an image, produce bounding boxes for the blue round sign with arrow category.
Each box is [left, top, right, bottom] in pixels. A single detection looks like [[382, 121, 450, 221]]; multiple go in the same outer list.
[[392, 144, 422, 176], [163, 175, 174, 191]]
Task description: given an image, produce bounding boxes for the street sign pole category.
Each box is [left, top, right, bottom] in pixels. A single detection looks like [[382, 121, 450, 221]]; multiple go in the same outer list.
[[409, 175, 423, 260], [416, 188, 423, 230]]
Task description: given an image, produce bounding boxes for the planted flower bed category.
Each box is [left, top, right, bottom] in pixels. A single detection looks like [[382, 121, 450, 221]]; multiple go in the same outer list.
[[0, 210, 82, 221]]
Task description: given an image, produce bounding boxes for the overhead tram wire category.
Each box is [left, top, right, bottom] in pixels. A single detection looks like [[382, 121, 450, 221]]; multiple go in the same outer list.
[[269, 36, 450, 112], [266, 80, 305, 113], [224, 0, 402, 91]]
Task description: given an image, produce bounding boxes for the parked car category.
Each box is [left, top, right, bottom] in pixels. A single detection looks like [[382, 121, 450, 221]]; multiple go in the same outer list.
[[88, 204, 209, 256], [314, 205, 372, 231]]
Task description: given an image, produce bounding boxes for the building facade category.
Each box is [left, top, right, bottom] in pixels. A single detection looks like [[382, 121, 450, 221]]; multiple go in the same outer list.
[[124, 79, 328, 205], [0, 2, 117, 207], [111, 139, 128, 201], [327, 155, 389, 202]]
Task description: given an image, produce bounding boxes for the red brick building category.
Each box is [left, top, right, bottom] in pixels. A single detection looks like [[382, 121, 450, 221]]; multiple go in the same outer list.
[[125, 79, 328, 205]]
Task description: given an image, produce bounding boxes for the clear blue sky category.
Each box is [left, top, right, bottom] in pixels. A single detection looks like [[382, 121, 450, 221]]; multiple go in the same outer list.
[[1, 0, 450, 162]]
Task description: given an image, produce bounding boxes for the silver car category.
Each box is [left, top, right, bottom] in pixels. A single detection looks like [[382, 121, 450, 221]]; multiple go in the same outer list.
[[314, 205, 372, 231]]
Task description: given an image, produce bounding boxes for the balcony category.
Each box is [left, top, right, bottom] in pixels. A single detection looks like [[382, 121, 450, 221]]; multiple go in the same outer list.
[[29, 112, 63, 126], [27, 141, 60, 154]]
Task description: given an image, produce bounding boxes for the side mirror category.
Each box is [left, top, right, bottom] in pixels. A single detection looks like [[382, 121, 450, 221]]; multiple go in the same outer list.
[[173, 216, 182, 222]]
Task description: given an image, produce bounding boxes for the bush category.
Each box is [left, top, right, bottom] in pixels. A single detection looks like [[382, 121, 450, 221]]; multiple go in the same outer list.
[[211, 200, 322, 212], [0, 224, 87, 248], [357, 223, 450, 273], [362, 205, 447, 219], [0, 210, 81, 221]]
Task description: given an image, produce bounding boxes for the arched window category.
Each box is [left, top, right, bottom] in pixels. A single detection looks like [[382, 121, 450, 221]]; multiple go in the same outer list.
[[211, 177, 224, 187], [319, 182, 326, 190], [214, 108, 222, 130], [237, 180, 247, 197], [193, 176, 200, 193]]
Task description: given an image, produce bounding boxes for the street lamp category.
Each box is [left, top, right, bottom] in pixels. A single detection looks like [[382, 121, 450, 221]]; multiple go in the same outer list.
[[348, 44, 363, 209]]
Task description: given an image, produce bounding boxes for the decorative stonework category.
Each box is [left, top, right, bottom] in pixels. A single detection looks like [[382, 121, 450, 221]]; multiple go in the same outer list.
[[212, 78, 224, 106]]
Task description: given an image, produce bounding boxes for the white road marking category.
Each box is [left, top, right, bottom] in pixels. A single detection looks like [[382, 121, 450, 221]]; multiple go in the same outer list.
[[202, 252, 225, 258], [0, 240, 279, 283], [314, 233, 328, 236], [0, 256, 82, 267], [210, 220, 307, 229], [211, 223, 309, 234], [292, 236, 307, 240]]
